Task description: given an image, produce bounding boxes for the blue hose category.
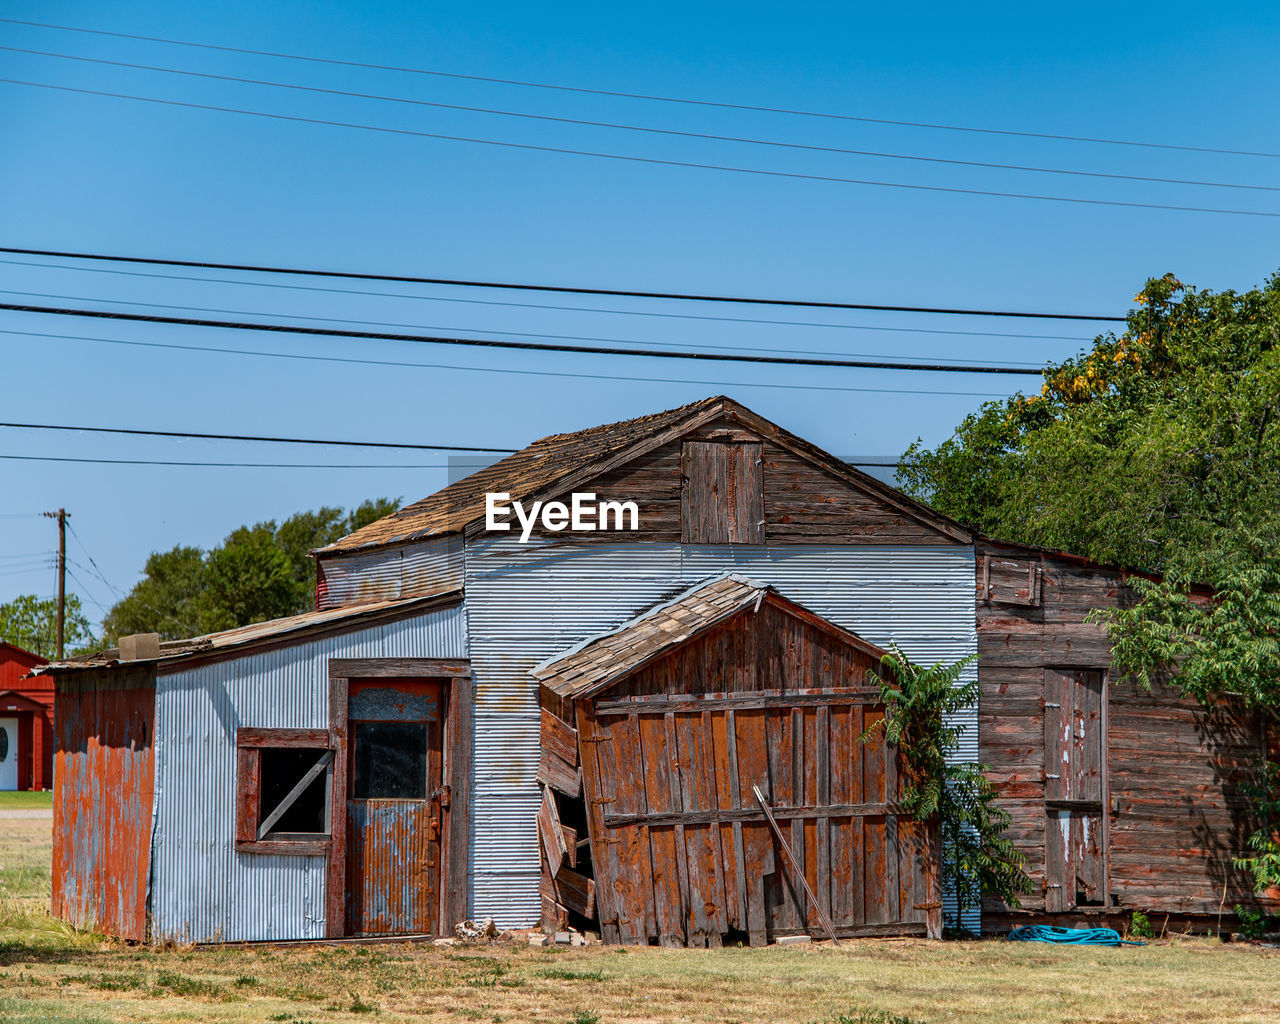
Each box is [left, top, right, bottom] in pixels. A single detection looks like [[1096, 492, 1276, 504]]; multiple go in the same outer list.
[[1006, 925, 1145, 946]]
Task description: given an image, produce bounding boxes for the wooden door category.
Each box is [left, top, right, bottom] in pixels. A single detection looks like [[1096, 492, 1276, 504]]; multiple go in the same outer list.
[[578, 695, 938, 946], [1044, 669, 1106, 910], [345, 680, 443, 936]]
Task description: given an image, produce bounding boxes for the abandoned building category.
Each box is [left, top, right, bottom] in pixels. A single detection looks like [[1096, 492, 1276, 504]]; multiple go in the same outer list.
[[1, 641, 52, 792], [41, 396, 1276, 944]]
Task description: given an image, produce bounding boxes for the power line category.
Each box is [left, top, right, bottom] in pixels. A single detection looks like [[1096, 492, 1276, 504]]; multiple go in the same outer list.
[[6, 44, 1278, 196], [6, 77, 1278, 222], [0, 300, 1046, 375], [0, 326, 1013, 398], [0, 421, 517, 452], [0, 246, 1124, 323], [4, 16, 1277, 162], [0, 256, 1092, 344], [0, 453, 457, 469]]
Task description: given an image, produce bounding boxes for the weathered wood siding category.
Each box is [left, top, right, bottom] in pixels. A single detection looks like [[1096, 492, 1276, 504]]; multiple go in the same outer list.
[[547, 603, 941, 945], [530, 418, 957, 546], [977, 540, 1273, 919]]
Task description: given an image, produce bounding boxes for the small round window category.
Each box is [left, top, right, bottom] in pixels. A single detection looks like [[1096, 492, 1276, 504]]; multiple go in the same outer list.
[[0, 728, 8, 762]]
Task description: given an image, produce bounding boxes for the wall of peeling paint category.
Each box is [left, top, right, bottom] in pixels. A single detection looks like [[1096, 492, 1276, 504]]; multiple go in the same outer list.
[[462, 538, 978, 929], [150, 603, 466, 943], [52, 664, 156, 941]]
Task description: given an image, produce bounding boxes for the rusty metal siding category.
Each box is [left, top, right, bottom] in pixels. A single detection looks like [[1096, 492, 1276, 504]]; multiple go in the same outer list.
[[150, 603, 466, 943], [316, 536, 463, 610], [463, 538, 977, 928], [51, 665, 156, 941]]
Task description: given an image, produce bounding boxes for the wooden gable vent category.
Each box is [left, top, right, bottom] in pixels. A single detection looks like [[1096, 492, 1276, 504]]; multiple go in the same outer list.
[[980, 554, 1043, 606], [680, 440, 764, 544]]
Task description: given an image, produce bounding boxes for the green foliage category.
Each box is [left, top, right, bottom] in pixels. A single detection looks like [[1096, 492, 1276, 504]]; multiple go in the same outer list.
[[1128, 911, 1154, 940], [899, 272, 1280, 894], [1233, 904, 1271, 941], [0, 593, 96, 658], [828, 1011, 924, 1024], [102, 498, 399, 642], [865, 651, 1031, 920], [1233, 760, 1280, 894]]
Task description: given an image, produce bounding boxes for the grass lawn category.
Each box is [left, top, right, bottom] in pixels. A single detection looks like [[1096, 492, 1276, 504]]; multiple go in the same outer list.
[[0, 790, 54, 811], [3, 813, 1278, 1023]]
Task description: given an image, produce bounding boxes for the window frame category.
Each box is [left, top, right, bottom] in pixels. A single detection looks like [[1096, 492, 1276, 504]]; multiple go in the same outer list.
[[235, 727, 334, 857]]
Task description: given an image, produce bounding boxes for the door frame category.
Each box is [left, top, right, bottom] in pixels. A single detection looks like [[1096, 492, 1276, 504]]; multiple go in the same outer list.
[[326, 658, 473, 938]]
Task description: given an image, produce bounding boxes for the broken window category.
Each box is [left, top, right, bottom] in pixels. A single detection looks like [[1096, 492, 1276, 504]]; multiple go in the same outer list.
[[235, 729, 333, 854]]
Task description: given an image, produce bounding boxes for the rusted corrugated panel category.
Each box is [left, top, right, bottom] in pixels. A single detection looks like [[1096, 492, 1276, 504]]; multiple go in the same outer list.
[[465, 536, 977, 929], [347, 802, 436, 935], [316, 536, 463, 610], [150, 603, 466, 943], [51, 664, 156, 941]]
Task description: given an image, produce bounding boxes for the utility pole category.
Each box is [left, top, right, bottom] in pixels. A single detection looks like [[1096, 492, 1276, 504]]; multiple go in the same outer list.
[[42, 508, 67, 659]]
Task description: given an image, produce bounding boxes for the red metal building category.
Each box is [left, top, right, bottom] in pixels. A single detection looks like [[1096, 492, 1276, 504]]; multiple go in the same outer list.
[[0, 641, 53, 790]]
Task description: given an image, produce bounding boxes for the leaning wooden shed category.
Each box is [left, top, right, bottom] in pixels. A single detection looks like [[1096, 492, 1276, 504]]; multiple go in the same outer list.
[[535, 575, 942, 945]]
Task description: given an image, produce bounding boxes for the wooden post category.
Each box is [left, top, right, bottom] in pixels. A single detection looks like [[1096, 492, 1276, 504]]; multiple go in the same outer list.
[[42, 508, 67, 658]]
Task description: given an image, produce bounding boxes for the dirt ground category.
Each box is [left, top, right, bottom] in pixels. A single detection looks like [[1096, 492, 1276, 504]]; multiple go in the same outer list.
[[3, 805, 1279, 1024]]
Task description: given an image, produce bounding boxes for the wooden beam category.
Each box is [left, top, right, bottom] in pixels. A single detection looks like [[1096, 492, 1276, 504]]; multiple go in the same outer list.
[[593, 690, 881, 716], [328, 658, 471, 679], [752, 785, 840, 945], [604, 801, 900, 829], [238, 727, 330, 749], [442, 675, 474, 931]]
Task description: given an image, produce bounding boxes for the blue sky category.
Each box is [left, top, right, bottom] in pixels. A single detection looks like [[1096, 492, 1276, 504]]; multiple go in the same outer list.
[[2, 1, 1279, 633]]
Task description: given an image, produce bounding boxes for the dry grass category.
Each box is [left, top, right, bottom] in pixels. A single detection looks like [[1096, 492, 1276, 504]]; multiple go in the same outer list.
[[0, 927, 1277, 1023], [0, 812, 53, 900], [3, 811, 1279, 1023]]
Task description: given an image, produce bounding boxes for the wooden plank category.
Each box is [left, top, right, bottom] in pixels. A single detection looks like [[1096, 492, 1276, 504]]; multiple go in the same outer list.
[[574, 705, 621, 942], [790, 707, 808, 928], [703, 708, 730, 938], [815, 705, 832, 930], [1044, 669, 1068, 802], [664, 712, 694, 944], [238, 727, 331, 749], [719, 709, 747, 931], [594, 690, 881, 716], [752, 785, 839, 944], [734, 709, 770, 946], [540, 865, 596, 918], [862, 707, 887, 924], [603, 802, 903, 829], [325, 673, 349, 938], [609, 711, 656, 942], [443, 675, 473, 932], [537, 746, 582, 798], [234, 746, 260, 845], [327, 658, 471, 678], [1044, 809, 1069, 912], [538, 785, 569, 877], [638, 712, 684, 945], [540, 708, 579, 767]]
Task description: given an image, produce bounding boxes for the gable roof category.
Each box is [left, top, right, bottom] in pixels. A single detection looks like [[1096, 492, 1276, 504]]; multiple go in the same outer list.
[[319, 395, 970, 555], [533, 573, 889, 700], [0, 642, 47, 667]]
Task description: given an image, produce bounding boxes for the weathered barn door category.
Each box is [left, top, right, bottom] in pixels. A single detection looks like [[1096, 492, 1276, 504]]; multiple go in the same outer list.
[[345, 680, 444, 935], [1043, 669, 1106, 910], [536, 578, 942, 946], [580, 696, 935, 945]]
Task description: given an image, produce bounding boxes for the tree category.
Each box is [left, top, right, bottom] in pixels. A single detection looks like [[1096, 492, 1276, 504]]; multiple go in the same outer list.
[[864, 651, 1031, 926], [0, 593, 96, 658], [899, 272, 1280, 892], [103, 498, 399, 643]]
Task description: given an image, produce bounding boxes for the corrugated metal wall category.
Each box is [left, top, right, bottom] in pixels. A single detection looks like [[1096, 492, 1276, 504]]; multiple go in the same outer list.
[[316, 536, 463, 610], [464, 538, 978, 929], [151, 604, 467, 943], [51, 665, 156, 942]]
